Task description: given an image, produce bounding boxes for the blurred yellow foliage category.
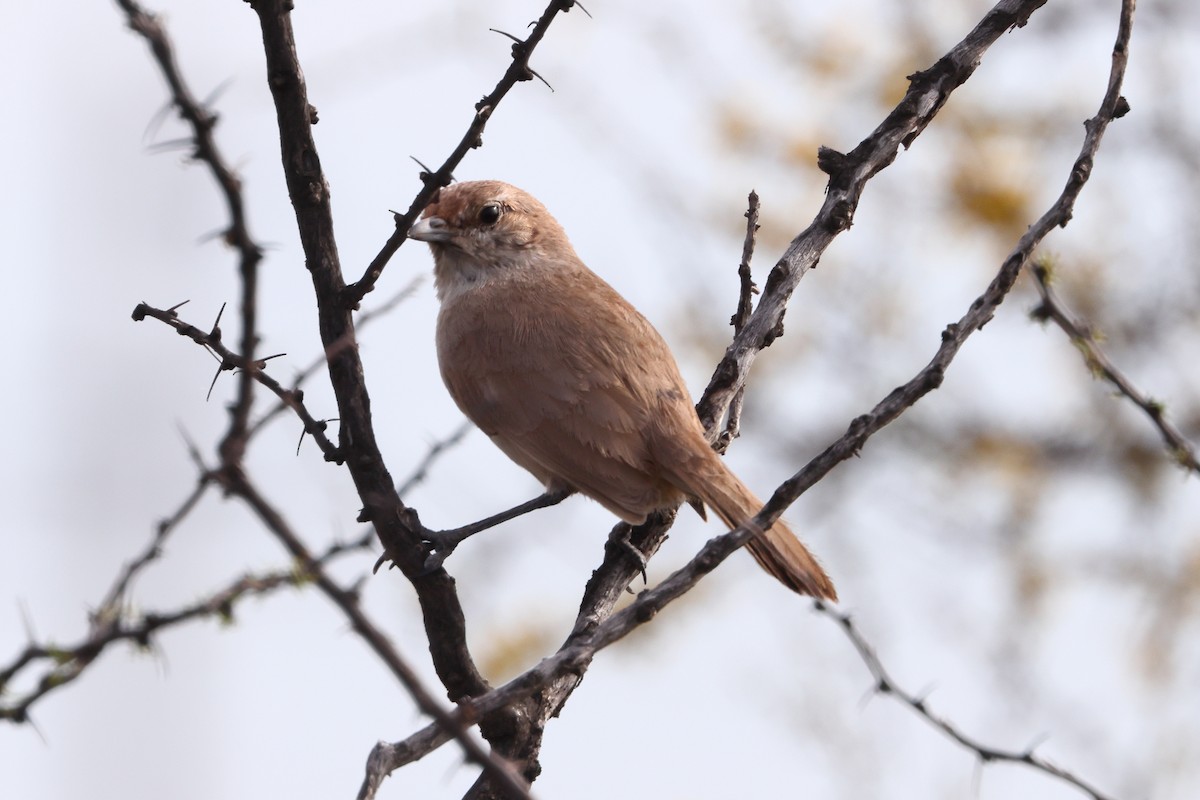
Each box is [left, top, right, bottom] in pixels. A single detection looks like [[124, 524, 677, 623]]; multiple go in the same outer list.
[[479, 622, 558, 683]]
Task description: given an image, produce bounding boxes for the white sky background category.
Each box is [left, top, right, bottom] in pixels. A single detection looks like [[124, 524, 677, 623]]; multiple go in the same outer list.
[[2, 2, 1199, 799]]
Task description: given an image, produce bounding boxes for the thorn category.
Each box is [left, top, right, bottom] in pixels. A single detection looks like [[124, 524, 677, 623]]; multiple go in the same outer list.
[[257, 352, 286, 368], [202, 77, 235, 108], [206, 366, 223, 401], [210, 302, 227, 335], [488, 28, 523, 45], [18, 599, 36, 643], [528, 67, 554, 92], [26, 711, 48, 744], [145, 137, 196, 155], [196, 227, 230, 246], [177, 424, 206, 473], [409, 155, 434, 179], [142, 99, 175, 145], [1023, 732, 1051, 757]]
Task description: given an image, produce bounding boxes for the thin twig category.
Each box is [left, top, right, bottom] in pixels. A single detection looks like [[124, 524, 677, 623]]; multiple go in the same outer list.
[[4, 568, 305, 722], [1030, 258, 1199, 474], [695, 0, 1052, 435], [344, 0, 584, 307], [98, 476, 213, 612], [248, 276, 424, 438], [115, 0, 266, 469], [214, 467, 536, 800], [817, 603, 1118, 800], [715, 191, 761, 454], [396, 420, 473, 498], [131, 301, 340, 461]]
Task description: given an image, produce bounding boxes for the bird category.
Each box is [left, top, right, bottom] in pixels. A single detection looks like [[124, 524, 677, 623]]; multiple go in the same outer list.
[[408, 180, 836, 600]]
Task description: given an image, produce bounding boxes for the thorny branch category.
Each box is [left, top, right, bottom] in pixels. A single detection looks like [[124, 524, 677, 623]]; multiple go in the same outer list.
[[1031, 258, 1200, 475], [247, 277, 425, 438], [696, 0, 1052, 433], [344, 0, 584, 307], [114, 0, 265, 470], [0, 521, 368, 724], [714, 190, 761, 455], [0, 379, 471, 727], [817, 603, 1119, 800], [214, 466, 536, 800], [131, 301, 340, 462]]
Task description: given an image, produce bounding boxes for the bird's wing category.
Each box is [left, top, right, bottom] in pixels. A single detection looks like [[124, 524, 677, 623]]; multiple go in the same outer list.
[[436, 269, 690, 519]]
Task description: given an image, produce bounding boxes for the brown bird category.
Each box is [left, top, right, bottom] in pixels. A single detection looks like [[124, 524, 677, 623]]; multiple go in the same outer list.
[[409, 180, 836, 600]]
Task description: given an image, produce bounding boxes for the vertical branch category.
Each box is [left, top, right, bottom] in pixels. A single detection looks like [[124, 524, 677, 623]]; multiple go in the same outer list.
[[115, 0, 264, 468], [714, 191, 761, 453], [243, 1, 492, 706]]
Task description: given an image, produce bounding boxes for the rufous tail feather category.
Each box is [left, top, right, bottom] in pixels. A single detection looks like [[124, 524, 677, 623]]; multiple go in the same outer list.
[[690, 463, 836, 600]]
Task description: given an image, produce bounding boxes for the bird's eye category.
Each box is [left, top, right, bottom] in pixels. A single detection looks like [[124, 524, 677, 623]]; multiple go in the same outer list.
[[479, 203, 502, 225]]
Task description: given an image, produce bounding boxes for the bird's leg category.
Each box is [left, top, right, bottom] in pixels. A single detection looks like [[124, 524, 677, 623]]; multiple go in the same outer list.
[[421, 488, 573, 573]]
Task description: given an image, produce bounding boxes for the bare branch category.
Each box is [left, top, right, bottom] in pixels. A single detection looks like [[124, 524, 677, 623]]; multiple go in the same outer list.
[[4, 566, 304, 723], [214, 467, 536, 800], [1031, 258, 1199, 474], [714, 190, 762, 454], [696, 0, 1052, 434], [344, 0, 584, 307], [248, 276, 425, 439], [819, 603, 1119, 800], [98, 476, 212, 613], [395, 420, 473, 498], [131, 301, 340, 462], [244, 1, 542, 791], [752, 0, 1135, 532]]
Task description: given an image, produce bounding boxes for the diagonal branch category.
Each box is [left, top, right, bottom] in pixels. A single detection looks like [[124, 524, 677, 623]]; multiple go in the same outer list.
[[249, 277, 424, 439], [344, 0, 584, 307], [0, 516, 370, 725], [0, 571, 296, 724], [819, 603, 1118, 800], [696, 0, 1051, 434], [1030, 259, 1199, 474], [131, 301, 340, 461], [214, 465, 536, 800], [752, 0, 1134, 527]]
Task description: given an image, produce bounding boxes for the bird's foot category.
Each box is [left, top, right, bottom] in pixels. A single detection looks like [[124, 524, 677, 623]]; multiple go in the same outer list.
[[420, 527, 468, 574], [609, 524, 649, 589]]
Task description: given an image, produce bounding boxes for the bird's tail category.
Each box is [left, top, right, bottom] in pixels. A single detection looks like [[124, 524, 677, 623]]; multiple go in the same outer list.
[[673, 450, 837, 600]]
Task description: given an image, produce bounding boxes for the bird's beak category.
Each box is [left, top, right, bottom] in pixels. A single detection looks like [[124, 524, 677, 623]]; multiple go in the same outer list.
[[409, 216, 451, 243]]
